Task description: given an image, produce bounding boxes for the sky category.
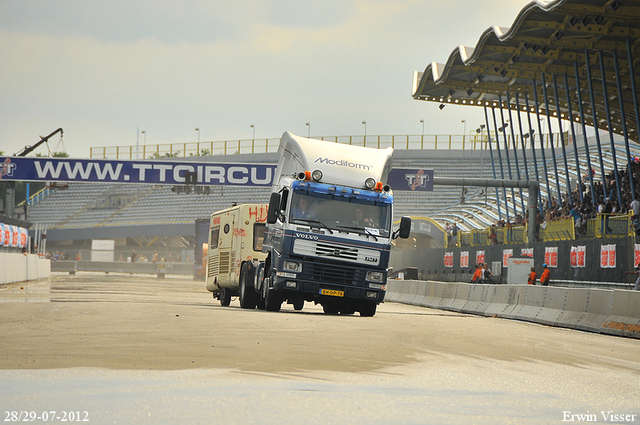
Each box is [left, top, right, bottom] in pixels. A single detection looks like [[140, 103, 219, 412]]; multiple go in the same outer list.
[[0, 0, 534, 158]]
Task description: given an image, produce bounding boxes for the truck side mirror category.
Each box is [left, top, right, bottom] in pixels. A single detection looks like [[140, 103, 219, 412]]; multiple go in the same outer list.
[[267, 192, 281, 224], [394, 216, 412, 239]]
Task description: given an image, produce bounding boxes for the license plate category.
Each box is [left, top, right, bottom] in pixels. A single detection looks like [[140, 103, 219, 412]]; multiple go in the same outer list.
[[320, 288, 344, 297]]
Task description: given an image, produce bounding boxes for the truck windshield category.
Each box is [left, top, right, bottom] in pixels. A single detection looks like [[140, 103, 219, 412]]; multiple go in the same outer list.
[[289, 190, 392, 237]]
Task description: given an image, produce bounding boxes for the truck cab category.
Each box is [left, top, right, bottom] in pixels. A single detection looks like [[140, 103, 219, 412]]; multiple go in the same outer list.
[[254, 132, 411, 316]]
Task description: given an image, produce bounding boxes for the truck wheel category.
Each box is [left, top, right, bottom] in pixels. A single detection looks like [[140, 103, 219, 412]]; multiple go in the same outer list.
[[359, 302, 377, 317], [322, 302, 340, 315], [255, 264, 266, 310], [219, 288, 231, 307], [262, 271, 282, 312], [239, 262, 258, 309], [292, 299, 304, 311]]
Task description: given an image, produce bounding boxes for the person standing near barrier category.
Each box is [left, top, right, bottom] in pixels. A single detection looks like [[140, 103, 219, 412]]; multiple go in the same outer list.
[[470, 264, 483, 283], [528, 266, 537, 285], [623, 266, 640, 291], [540, 263, 551, 286], [481, 263, 492, 283]]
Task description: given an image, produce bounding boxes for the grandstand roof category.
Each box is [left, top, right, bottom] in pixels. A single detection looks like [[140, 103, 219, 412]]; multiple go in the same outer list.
[[412, 0, 640, 142]]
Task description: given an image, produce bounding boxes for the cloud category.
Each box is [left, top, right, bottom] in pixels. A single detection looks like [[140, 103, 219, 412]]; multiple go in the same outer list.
[[0, 0, 533, 157]]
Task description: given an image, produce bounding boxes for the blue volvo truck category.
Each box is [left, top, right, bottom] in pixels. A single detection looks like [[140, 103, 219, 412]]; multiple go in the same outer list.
[[237, 131, 411, 317]]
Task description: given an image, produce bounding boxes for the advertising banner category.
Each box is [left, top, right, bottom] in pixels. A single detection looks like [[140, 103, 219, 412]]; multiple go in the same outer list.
[[0, 157, 275, 186], [387, 168, 434, 191]]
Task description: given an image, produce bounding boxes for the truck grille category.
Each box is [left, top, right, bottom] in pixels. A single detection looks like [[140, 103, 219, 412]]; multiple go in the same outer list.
[[301, 259, 366, 286], [293, 239, 380, 265]]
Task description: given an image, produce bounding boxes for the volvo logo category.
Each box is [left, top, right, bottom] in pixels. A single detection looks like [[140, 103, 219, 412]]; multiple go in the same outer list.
[[333, 249, 342, 256], [295, 232, 318, 240]]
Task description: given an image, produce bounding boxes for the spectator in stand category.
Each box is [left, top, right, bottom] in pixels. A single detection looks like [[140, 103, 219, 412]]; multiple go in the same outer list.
[[488, 226, 498, 245], [569, 205, 584, 235], [631, 195, 640, 218]]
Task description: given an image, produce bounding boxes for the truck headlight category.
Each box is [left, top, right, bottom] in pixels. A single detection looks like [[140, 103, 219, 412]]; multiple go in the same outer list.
[[366, 270, 384, 283], [283, 261, 302, 272], [311, 169, 323, 181], [365, 178, 376, 190]]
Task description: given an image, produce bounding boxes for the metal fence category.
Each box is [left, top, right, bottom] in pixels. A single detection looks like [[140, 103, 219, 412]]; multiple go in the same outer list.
[[89, 132, 566, 159]]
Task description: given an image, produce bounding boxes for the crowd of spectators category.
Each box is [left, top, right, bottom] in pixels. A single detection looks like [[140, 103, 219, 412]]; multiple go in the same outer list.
[[486, 160, 640, 239]]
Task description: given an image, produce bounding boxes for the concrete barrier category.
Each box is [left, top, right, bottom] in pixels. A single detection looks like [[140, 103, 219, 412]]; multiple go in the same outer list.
[[437, 282, 458, 310], [535, 287, 568, 327], [461, 284, 487, 315], [556, 288, 590, 330], [576, 289, 613, 334], [481, 285, 513, 317], [50, 260, 192, 275], [386, 279, 639, 339], [512, 286, 545, 322], [0, 253, 51, 284], [600, 290, 640, 338], [450, 283, 470, 311]]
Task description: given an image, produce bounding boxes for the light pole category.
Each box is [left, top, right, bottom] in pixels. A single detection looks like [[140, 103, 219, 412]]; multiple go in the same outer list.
[[362, 121, 367, 145], [461, 119, 466, 135], [195, 127, 200, 143], [250, 124, 255, 141], [305, 122, 310, 138], [141, 130, 146, 158], [420, 119, 425, 136]]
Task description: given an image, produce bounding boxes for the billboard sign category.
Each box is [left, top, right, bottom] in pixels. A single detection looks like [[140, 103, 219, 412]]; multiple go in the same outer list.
[[0, 157, 276, 187], [388, 168, 434, 191]]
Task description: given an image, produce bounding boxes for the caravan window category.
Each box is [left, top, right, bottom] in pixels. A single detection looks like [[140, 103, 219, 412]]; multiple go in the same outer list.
[[210, 226, 220, 248], [253, 223, 265, 251]]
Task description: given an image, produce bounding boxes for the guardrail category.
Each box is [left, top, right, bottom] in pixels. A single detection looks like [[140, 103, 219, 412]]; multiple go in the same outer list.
[[89, 132, 565, 159], [386, 279, 640, 339]]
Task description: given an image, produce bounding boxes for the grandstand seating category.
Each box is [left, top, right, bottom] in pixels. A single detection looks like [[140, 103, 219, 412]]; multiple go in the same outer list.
[[26, 133, 640, 240]]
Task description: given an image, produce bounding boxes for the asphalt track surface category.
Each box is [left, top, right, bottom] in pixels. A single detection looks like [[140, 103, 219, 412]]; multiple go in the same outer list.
[[1, 273, 638, 425]]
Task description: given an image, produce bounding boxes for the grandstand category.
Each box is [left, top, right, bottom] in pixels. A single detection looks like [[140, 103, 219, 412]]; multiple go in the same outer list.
[[27, 132, 638, 244]]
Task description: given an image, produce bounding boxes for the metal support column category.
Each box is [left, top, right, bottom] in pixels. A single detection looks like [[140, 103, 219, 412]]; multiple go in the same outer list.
[[523, 92, 543, 211], [506, 91, 526, 214], [484, 106, 503, 221], [491, 105, 510, 221], [574, 61, 596, 204], [532, 79, 553, 207], [541, 72, 563, 205], [613, 50, 635, 202], [552, 73, 573, 204], [598, 51, 623, 206], [498, 95, 518, 216], [563, 73, 583, 204], [584, 49, 608, 197]]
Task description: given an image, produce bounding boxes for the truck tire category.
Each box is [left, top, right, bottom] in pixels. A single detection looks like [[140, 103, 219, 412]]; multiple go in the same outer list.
[[239, 262, 258, 309], [359, 302, 377, 317], [322, 302, 340, 315], [219, 288, 231, 307], [262, 270, 282, 312], [292, 299, 304, 311], [254, 264, 265, 309]]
